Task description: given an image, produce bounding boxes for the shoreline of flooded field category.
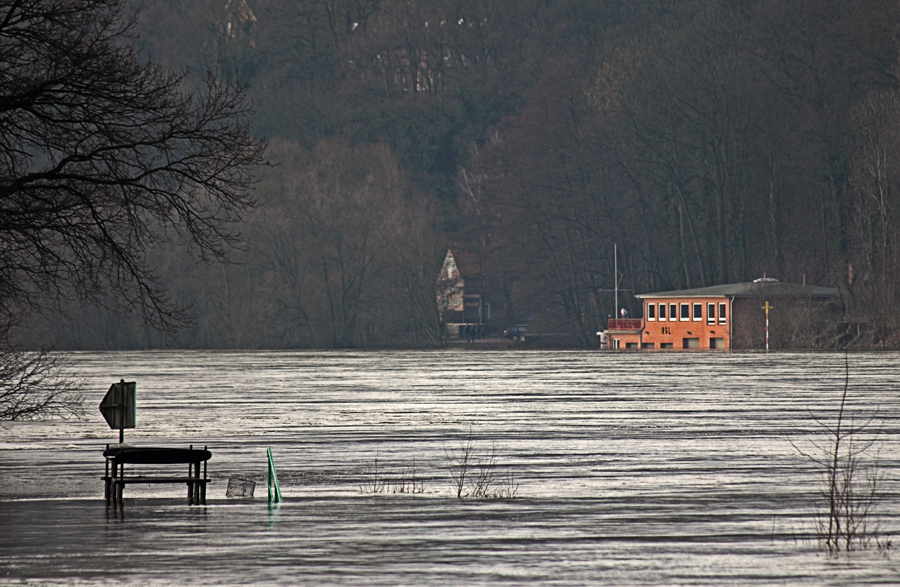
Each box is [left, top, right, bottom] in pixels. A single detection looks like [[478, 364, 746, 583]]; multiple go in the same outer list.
[[2, 350, 900, 585]]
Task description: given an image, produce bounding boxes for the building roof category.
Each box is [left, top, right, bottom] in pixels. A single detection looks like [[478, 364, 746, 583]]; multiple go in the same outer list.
[[635, 280, 838, 299], [440, 246, 507, 299], [447, 247, 482, 278]]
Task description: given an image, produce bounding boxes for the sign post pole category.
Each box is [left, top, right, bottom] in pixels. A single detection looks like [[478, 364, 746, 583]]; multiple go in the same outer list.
[[117, 379, 125, 444], [761, 301, 774, 352]]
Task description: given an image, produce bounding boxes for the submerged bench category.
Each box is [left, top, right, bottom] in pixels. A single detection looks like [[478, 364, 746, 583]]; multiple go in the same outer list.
[[103, 445, 212, 505]]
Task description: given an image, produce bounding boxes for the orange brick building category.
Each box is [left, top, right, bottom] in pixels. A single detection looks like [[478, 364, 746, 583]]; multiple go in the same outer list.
[[602, 280, 838, 350]]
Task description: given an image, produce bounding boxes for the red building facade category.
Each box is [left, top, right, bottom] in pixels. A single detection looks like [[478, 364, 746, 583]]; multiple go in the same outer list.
[[636, 296, 731, 349], [603, 280, 838, 350]]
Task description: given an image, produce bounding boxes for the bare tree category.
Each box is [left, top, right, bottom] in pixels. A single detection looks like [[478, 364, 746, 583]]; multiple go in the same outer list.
[[0, 0, 266, 333], [382, 192, 445, 346], [254, 140, 433, 347], [471, 58, 618, 344], [847, 89, 900, 346], [0, 341, 83, 421], [793, 353, 885, 555], [289, 141, 397, 348], [0, 0, 265, 417], [446, 432, 518, 499]]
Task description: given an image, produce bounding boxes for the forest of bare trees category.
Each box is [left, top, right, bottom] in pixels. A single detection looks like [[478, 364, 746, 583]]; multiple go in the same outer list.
[[17, 0, 900, 349]]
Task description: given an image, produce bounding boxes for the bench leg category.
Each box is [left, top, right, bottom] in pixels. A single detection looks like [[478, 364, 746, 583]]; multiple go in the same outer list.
[[190, 462, 205, 505], [187, 461, 198, 505], [202, 448, 208, 504], [107, 462, 120, 502], [105, 462, 116, 501]]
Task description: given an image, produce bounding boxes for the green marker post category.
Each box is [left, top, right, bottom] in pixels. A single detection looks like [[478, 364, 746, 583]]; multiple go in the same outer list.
[[267, 448, 283, 504]]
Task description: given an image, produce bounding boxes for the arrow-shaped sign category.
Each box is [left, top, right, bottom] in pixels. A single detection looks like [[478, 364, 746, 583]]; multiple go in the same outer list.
[[99, 379, 135, 443]]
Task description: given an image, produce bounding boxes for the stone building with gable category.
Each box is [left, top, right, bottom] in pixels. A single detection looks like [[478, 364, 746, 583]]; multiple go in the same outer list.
[[437, 247, 508, 338]]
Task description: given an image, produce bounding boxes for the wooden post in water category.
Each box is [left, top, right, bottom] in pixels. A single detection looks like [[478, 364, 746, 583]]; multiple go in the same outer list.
[[104, 444, 110, 500], [201, 446, 208, 504], [188, 444, 195, 505]]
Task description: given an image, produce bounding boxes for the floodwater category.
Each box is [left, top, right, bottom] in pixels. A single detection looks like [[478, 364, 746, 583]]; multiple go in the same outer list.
[[2, 350, 900, 585]]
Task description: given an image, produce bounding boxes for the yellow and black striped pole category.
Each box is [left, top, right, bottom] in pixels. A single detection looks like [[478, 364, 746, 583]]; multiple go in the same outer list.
[[762, 301, 774, 352]]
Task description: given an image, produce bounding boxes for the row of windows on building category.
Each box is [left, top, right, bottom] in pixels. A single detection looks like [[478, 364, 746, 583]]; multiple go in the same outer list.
[[612, 338, 726, 349], [645, 302, 727, 324]]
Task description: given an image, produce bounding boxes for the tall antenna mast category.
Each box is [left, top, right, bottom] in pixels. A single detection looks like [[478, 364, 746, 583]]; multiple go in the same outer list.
[[614, 243, 618, 314]]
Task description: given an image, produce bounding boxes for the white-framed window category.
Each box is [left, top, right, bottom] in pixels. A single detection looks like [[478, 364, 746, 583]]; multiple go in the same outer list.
[[692, 303, 702, 321], [647, 303, 656, 321], [718, 302, 727, 324], [680, 303, 690, 321], [659, 303, 667, 321], [669, 304, 677, 322], [707, 303, 715, 324]]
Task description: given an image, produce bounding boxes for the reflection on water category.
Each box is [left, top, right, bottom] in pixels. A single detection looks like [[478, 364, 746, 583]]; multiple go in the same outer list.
[[2, 350, 900, 585]]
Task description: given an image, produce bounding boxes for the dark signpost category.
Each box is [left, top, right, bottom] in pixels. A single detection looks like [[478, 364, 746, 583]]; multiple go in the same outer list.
[[99, 379, 136, 444]]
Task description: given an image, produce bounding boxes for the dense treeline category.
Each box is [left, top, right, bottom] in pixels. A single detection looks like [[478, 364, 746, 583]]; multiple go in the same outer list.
[[27, 0, 900, 348]]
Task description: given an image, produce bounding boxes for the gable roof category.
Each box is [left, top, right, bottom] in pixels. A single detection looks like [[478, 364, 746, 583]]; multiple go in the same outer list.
[[636, 281, 838, 299], [439, 246, 507, 299], [446, 247, 482, 278]]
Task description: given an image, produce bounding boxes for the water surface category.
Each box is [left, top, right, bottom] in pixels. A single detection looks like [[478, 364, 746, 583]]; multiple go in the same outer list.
[[2, 350, 899, 585]]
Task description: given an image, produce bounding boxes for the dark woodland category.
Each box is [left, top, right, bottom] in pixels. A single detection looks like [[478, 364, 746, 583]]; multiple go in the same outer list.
[[8, 0, 900, 350]]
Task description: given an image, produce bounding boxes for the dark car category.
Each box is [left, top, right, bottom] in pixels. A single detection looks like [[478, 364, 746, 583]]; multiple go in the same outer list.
[[503, 324, 528, 341]]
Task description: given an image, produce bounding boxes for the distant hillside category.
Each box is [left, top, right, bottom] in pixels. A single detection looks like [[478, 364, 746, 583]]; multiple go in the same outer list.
[[32, 0, 900, 349]]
